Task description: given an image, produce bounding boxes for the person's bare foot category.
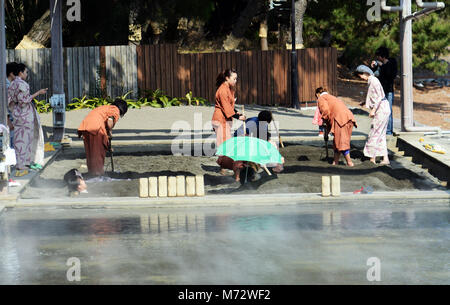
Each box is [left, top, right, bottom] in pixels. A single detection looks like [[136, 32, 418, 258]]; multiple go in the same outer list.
[[332, 161, 337, 165], [273, 164, 284, 173], [220, 169, 232, 176], [380, 161, 390, 165], [347, 162, 354, 167]]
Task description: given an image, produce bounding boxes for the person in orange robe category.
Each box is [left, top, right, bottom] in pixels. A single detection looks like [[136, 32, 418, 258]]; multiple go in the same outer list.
[[316, 87, 357, 167], [77, 99, 128, 176], [211, 69, 246, 177]]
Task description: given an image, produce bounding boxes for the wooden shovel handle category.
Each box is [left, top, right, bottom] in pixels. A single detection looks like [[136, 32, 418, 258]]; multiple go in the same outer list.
[[273, 122, 284, 148], [262, 165, 272, 176]]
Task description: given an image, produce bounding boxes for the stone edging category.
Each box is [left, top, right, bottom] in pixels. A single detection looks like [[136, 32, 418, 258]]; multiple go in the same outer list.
[[7, 190, 450, 209]]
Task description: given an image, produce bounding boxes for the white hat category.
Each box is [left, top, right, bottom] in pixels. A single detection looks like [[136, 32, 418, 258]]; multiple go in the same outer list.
[[355, 65, 374, 75]]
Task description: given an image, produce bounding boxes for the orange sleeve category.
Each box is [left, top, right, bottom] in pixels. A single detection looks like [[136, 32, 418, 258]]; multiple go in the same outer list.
[[218, 86, 236, 119]]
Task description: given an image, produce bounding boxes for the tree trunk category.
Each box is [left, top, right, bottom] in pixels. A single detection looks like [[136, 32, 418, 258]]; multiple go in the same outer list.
[[128, 0, 142, 45], [15, 9, 50, 49], [259, 18, 268, 51], [287, 0, 307, 49], [223, 0, 265, 51]]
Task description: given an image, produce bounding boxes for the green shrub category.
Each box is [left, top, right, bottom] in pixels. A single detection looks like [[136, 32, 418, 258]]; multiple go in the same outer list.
[[34, 99, 52, 113], [34, 90, 210, 113], [184, 91, 208, 106]]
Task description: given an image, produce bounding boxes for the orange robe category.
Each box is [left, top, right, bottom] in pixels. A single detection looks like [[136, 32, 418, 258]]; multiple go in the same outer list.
[[212, 82, 236, 147], [77, 105, 120, 176], [318, 93, 357, 151]]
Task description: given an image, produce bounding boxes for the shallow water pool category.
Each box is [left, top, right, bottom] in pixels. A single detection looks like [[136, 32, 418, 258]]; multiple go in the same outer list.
[[1, 201, 449, 284]]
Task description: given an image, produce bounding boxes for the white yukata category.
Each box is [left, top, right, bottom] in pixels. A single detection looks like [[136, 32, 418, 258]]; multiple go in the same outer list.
[[363, 75, 391, 158]]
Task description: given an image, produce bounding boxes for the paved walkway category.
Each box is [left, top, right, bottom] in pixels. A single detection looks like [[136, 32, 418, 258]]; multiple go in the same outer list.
[[39, 104, 374, 145]]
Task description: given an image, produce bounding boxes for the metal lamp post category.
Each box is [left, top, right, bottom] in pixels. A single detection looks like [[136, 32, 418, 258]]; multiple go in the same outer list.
[[380, 0, 444, 133], [50, 0, 66, 141], [291, 0, 299, 109], [0, 0, 8, 195]]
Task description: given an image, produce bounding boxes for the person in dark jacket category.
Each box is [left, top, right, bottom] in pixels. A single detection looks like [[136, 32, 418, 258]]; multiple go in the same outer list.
[[234, 110, 272, 140], [371, 47, 397, 135]]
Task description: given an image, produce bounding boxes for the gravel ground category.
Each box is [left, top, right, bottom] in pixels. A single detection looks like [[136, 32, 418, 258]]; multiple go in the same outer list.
[[21, 142, 445, 199]]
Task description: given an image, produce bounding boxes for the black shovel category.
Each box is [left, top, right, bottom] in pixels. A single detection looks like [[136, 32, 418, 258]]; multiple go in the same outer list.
[[108, 137, 114, 173], [320, 122, 329, 162], [324, 123, 329, 160]]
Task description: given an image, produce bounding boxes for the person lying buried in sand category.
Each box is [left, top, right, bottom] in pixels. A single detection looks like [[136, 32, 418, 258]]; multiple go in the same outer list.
[[63, 168, 87, 197]]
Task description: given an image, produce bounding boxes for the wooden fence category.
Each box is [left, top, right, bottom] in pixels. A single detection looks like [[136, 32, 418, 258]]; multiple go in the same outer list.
[[137, 45, 337, 106], [6, 44, 337, 106]]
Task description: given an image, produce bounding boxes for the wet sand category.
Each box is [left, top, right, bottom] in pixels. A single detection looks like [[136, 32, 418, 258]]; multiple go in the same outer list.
[[20, 142, 445, 200]]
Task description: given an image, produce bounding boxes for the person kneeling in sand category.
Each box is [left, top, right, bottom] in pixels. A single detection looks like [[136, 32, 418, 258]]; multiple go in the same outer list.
[[235, 110, 284, 174], [63, 169, 87, 197], [221, 110, 284, 182]]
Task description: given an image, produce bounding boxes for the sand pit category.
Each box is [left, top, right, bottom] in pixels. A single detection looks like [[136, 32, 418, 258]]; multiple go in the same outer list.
[[21, 143, 445, 200]]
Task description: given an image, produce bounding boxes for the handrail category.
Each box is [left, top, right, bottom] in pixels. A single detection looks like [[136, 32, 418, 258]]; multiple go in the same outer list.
[[415, 0, 445, 9], [380, 0, 403, 11]]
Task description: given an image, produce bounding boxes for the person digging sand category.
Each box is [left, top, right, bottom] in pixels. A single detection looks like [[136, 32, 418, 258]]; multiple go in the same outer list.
[[77, 98, 128, 177], [316, 87, 357, 167]]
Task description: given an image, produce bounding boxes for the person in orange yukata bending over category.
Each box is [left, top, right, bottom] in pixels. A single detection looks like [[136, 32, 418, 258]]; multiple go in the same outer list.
[[316, 87, 357, 167], [212, 69, 246, 178], [77, 98, 128, 176]]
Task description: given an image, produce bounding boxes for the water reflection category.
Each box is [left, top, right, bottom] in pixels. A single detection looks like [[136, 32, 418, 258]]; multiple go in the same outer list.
[[4, 210, 449, 236], [0, 205, 449, 284]]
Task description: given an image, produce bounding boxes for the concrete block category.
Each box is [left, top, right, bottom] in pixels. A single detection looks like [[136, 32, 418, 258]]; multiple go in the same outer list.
[[186, 176, 196, 197], [195, 175, 205, 197], [176, 175, 186, 197], [139, 178, 149, 198], [148, 177, 158, 197], [321, 176, 331, 197], [168, 176, 177, 197], [331, 175, 341, 197], [158, 176, 168, 197]]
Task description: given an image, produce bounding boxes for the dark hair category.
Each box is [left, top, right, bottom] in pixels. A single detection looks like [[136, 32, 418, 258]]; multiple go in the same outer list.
[[216, 69, 237, 88], [258, 110, 273, 123], [315, 87, 327, 96], [6, 62, 18, 77], [353, 70, 371, 77], [63, 169, 83, 193], [375, 47, 389, 59], [16, 63, 27, 75], [112, 98, 128, 116]]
